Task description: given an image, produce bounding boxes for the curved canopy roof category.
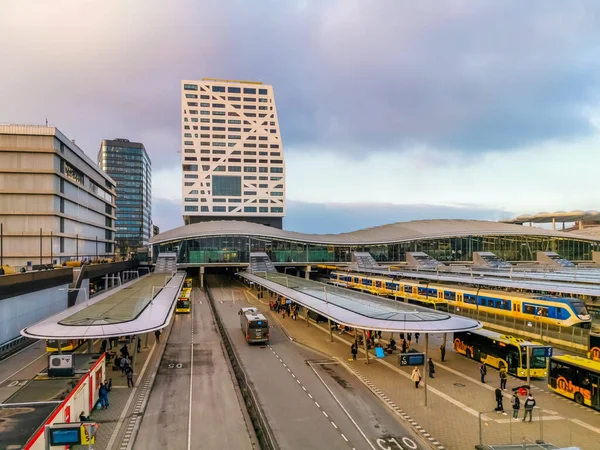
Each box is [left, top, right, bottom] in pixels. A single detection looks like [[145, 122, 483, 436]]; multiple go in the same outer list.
[[21, 272, 186, 340], [500, 210, 600, 224], [240, 272, 481, 333], [150, 219, 600, 246]]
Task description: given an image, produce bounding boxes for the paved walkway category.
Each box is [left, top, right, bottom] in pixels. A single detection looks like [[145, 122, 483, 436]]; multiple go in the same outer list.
[[243, 289, 600, 450]]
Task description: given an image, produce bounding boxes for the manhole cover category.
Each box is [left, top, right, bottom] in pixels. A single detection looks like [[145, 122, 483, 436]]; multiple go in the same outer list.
[[454, 382, 466, 387]]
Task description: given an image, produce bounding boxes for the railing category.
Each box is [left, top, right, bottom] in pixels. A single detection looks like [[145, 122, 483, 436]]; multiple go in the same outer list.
[[0, 335, 35, 361]]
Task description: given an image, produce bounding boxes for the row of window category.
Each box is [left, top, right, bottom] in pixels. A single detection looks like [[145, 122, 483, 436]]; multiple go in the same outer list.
[[184, 84, 268, 95], [184, 205, 283, 213]]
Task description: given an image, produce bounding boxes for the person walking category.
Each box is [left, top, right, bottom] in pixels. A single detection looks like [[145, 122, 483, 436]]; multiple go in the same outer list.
[[479, 363, 487, 383], [523, 394, 536, 422], [411, 367, 422, 388], [407, 333, 412, 345], [125, 366, 135, 388], [137, 337, 141, 353], [415, 333, 420, 344], [440, 344, 446, 362], [511, 392, 521, 419], [494, 388, 505, 414], [351, 342, 358, 361], [120, 356, 129, 375], [154, 330, 161, 343], [401, 339, 408, 354], [120, 344, 129, 359], [100, 339, 108, 353], [428, 357, 435, 378], [499, 365, 508, 391]]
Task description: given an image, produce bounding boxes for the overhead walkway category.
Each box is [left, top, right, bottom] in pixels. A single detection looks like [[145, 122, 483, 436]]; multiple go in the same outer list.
[[21, 271, 186, 339], [155, 252, 177, 273]]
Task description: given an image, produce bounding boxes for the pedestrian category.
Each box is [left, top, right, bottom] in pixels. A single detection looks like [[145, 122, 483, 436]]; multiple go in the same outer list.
[[399, 332, 405, 341], [479, 363, 487, 383], [98, 383, 108, 409], [511, 392, 520, 419], [79, 411, 89, 421], [523, 394, 536, 422], [415, 333, 420, 344], [499, 365, 508, 390], [126, 366, 135, 388], [377, 330, 382, 339], [440, 344, 446, 362], [428, 357, 435, 378], [120, 344, 129, 359], [401, 339, 408, 354], [351, 342, 358, 361], [411, 367, 422, 388], [120, 356, 129, 375], [154, 330, 161, 343], [282, 307, 286, 319], [107, 378, 112, 391], [407, 333, 412, 345], [494, 388, 505, 414], [100, 339, 108, 353]]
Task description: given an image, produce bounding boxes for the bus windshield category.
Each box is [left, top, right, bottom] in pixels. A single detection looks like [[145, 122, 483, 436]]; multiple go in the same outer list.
[[177, 301, 190, 308], [249, 320, 268, 329], [523, 347, 549, 369]]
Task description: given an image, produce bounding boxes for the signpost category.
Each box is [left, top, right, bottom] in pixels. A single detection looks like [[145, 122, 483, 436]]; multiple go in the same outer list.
[[398, 352, 425, 367]]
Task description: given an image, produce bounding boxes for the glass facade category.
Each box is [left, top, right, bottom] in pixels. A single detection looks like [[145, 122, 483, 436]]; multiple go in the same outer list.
[[98, 139, 152, 257], [153, 233, 600, 265]]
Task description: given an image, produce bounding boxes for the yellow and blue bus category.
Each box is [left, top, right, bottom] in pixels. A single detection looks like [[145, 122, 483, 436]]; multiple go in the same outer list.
[[589, 332, 600, 361], [330, 271, 591, 327], [548, 355, 600, 410], [453, 329, 552, 378], [176, 287, 192, 314]]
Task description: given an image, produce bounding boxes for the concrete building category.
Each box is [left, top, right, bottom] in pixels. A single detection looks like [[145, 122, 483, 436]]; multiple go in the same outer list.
[[0, 125, 116, 267], [98, 138, 152, 257], [181, 78, 285, 228]]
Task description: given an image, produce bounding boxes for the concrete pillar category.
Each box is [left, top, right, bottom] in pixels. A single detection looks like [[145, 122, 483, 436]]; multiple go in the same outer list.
[[87, 339, 93, 353], [104, 274, 108, 291], [579, 221, 584, 231], [363, 329, 369, 365], [200, 266, 205, 288], [305, 265, 311, 280], [552, 218, 556, 231], [131, 336, 139, 372]]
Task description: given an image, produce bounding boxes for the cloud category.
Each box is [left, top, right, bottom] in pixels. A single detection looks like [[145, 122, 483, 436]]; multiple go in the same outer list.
[[152, 198, 183, 232], [284, 200, 510, 234]]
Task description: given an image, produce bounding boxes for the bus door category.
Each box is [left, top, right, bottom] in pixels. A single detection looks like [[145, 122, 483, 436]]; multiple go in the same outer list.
[[507, 349, 520, 375], [591, 375, 600, 409]]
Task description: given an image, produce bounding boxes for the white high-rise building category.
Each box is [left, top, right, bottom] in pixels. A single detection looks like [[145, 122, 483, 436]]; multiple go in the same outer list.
[[181, 78, 285, 228]]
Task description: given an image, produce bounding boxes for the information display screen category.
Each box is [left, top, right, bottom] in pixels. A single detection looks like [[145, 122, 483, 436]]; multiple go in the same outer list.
[[50, 428, 81, 445], [399, 353, 425, 366]]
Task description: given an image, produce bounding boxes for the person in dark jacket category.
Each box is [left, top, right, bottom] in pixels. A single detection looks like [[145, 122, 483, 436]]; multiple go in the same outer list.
[[494, 388, 505, 414], [350, 342, 358, 361], [428, 358, 435, 378], [440, 344, 446, 362], [479, 363, 487, 383], [511, 392, 520, 419], [523, 394, 536, 422]]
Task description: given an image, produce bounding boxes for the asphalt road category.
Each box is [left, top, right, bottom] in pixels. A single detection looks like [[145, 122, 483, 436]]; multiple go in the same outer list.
[[134, 287, 253, 450], [0, 340, 48, 403], [210, 276, 428, 450]]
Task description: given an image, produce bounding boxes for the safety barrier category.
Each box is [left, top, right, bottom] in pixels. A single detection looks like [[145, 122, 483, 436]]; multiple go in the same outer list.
[[0, 335, 35, 361]]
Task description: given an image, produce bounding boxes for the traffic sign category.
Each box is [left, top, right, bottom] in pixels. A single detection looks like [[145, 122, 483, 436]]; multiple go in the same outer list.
[[398, 352, 425, 367]]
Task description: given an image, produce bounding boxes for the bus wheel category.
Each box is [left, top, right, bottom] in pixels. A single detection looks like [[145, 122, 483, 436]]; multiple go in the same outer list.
[[574, 392, 584, 405]]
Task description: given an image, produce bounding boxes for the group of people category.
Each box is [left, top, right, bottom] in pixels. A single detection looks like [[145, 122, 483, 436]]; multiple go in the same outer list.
[[269, 299, 299, 320], [410, 358, 436, 387]]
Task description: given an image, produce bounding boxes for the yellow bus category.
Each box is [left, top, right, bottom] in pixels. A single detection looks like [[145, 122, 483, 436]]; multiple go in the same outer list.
[[46, 339, 84, 352], [184, 277, 193, 289], [453, 329, 552, 378], [176, 287, 192, 314], [548, 355, 600, 410], [588, 332, 600, 361]]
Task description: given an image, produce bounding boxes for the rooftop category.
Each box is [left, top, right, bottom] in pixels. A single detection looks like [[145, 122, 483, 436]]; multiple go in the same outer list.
[[150, 219, 600, 246], [501, 210, 600, 224]]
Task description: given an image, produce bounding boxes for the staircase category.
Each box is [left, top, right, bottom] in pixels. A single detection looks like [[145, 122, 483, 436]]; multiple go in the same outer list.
[[248, 252, 277, 274], [351, 252, 381, 270], [155, 253, 177, 273]]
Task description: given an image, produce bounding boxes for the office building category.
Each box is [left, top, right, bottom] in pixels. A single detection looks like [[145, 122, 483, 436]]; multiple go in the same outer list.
[[0, 125, 116, 267], [181, 78, 285, 228], [98, 138, 152, 257]]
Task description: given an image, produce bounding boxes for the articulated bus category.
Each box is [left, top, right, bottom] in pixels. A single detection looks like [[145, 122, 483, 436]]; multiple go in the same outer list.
[[176, 287, 192, 314], [239, 307, 269, 344], [330, 271, 591, 328], [548, 355, 600, 410], [453, 329, 552, 378], [46, 339, 84, 353], [589, 332, 600, 361]]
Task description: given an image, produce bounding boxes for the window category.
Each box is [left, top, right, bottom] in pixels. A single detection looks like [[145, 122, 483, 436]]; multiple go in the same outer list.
[[213, 111, 226, 116], [184, 157, 197, 161], [65, 163, 84, 185], [270, 129, 276, 133], [213, 134, 226, 139], [245, 113, 256, 117], [185, 174, 198, 179], [270, 167, 283, 173], [184, 197, 198, 202], [259, 159, 267, 164], [185, 205, 198, 212], [259, 167, 268, 173], [247, 135, 256, 140], [212, 175, 241, 196], [213, 198, 226, 203], [212, 86, 225, 92], [259, 106, 268, 110], [200, 102, 209, 107], [258, 136, 268, 140], [201, 126, 210, 130], [228, 119, 241, 124], [189, 190, 199, 194], [229, 158, 241, 162], [213, 206, 226, 212], [201, 94, 210, 99], [243, 151, 256, 155], [259, 88, 267, 95], [259, 98, 268, 103], [228, 96, 241, 101], [271, 152, 280, 156], [228, 166, 241, 172], [259, 144, 268, 148], [214, 165, 226, 171], [187, 102, 198, 106], [259, 199, 268, 203], [228, 135, 241, 139], [244, 191, 257, 195], [213, 119, 225, 123], [60, 237, 65, 252], [213, 126, 225, 131], [201, 206, 209, 212], [213, 142, 226, 147], [259, 184, 268, 188], [244, 166, 257, 172], [270, 122, 276, 126], [259, 152, 268, 156], [243, 97, 256, 102], [189, 110, 198, 114], [184, 133, 192, 137], [229, 198, 242, 203], [213, 103, 225, 108], [185, 93, 198, 98], [270, 192, 283, 197], [244, 176, 256, 180], [60, 178, 64, 193], [243, 105, 256, 110], [244, 159, 256, 163], [201, 118, 210, 123], [244, 206, 257, 212], [259, 207, 268, 213], [184, 182, 194, 186], [273, 184, 283, 189], [243, 143, 256, 148], [271, 160, 283, 164], [244, 87, 256, 94], [271, 207, 283, 213], [228, 86, 241, 93], [184, 84, 198, 90]]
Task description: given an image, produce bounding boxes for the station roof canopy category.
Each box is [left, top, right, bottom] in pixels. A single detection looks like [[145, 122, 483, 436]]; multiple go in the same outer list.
[[239, 272, 481, 333], [21, 272, 185, 340], [150, 219, 600, 247], [500, 210, 600, 224]]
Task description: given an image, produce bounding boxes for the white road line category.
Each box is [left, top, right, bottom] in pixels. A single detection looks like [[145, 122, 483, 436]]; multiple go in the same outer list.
[[302, 386, 307, 391], [187, 296, 195, 450], [0, 339, 39, 364], [314, 401, 320, 408], [0, 349, 47, 385], [308, 362, 377, 450], [308, 393, 313, 399], [331, 421, 338, 429], [322, 411, 328, 418]]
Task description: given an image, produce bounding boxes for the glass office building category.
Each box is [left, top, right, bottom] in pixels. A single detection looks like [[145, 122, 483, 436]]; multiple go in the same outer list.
[[98, 139, 152, 257]]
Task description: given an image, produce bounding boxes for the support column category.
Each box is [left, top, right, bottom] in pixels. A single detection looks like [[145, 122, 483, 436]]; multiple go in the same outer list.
[[579, 221, 584, 231], [363, 329, 369, 365], [328, 318, 333, 342], [305, 265, 311, 280], [424, 333, 429, 406], [87, 339, 93, 353], [306, 307, 310, 327], [144, 332, 149, 349], [57, 340, 62, 354], [131, 336, 139, 373], [104, 274, 108, 291], [200, 266, 205, 288], [552, 217, 556, 231]]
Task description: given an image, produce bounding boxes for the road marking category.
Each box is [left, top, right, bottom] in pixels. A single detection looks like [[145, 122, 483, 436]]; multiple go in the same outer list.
[[0, 339, 39, 364], [322, 410, 328, 418], [0, 349, 47, 385], [314, 401, 320, 408], [187, 296, 195, 450], [308, 393, 313, 399], [302, 386, 307, 391], [331, 421, 338, 429], [308, 361, 377, 450]]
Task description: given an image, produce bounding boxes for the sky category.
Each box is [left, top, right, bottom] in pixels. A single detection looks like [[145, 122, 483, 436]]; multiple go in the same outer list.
[[1, 0, 600, 234]]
